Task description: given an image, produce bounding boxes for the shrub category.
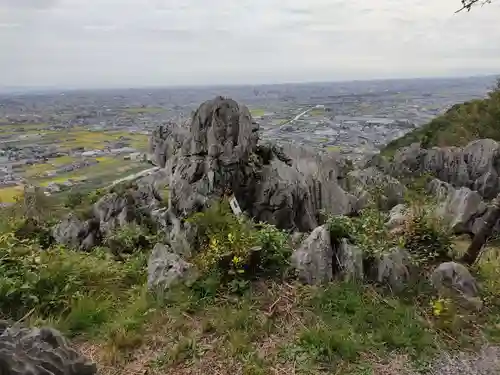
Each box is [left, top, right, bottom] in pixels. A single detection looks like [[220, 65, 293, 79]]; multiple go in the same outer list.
[[255, 223, 291, 275], [64, 191, 85, 209], [327, 208, 395, 258], [105, 222, 152, 255], [326, 200, 451, 268], [187, 199, 293, 293], [0, 232, 147, 320], [401, 206, 453, 266]]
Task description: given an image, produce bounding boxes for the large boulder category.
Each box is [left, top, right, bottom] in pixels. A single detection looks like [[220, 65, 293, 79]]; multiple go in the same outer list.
[[290, 225, 333, 285], [428, 178, 486, 234], [0, 322, 97, 375], [147, 243, 196, 294], [430, 261, 482, 309]]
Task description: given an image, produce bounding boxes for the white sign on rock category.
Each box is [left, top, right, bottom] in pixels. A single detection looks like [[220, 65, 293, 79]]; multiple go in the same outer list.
[[229, 195, 243, 216]]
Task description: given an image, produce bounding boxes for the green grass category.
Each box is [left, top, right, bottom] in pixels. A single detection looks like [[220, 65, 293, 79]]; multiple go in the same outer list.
[[309, 108, 326, 116], [2, 191, 500, 375], [249, 108, 266, 117], [0, 185, 24, 203]]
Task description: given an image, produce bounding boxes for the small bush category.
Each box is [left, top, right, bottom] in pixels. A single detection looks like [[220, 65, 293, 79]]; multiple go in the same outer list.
[[0, 232, 146, 320], [105, 222, 152, 255], [327, 208, 396, 258], [64, 191, 85, 209], [187, 199, 292, 293], [402, 207, 453, 265]]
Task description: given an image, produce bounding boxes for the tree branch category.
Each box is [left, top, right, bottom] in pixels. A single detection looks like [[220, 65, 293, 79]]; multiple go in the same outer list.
[[456, 0, 492, 13]]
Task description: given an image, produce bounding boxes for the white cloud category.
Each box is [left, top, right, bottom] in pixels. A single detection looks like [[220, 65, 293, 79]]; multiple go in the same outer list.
[[0, 0, 499, 88]]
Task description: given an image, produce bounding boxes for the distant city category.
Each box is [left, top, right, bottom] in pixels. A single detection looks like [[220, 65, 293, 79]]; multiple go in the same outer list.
[[0, 74, 497, 203]]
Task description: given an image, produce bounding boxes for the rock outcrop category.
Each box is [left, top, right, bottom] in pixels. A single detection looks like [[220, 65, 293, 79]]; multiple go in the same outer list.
[[148, 96, 360, 233], [147, 243, 196, 294], [431, 261, 482, 309], [290, 225, 365, 285], [346, 167, 406, 210], [52, 181, 162, 250], [375, 248, 412, 292], [390, 139, 500, 200], [52, 214, 101, 251], [0, 322, 96, 375], [428, 178, 487, 235], [290, 225, 334, 284]]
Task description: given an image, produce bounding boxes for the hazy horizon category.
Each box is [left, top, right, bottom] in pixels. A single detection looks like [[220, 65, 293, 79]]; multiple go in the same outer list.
[[2, 0, 500, 89], [1, 73, 498, 95]]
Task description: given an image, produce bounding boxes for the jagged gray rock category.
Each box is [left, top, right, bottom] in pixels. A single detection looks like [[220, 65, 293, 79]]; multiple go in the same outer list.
[[376, 248, 412, 292], [386, 204, 408, 230], [147, 243, 196, 293], [335, 239, 364, 282], [52, 214, 84, 249], [52, 214, 100, 251], [148, 96, 360, 232], [430, 261, 482, 309], [391, 139, 500, 200], [290, 225, 333, 285], [0, 322, 97, 375], [428, 178, 486, 234], [346, 167, 406, 210]]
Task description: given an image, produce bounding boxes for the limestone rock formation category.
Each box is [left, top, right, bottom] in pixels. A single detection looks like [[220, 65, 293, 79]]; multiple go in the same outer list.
[[335, 239, 364, 282], [346, 167, 406, 210], [148, 96, 360, 232], [430, 261, 482, 309], [428, 178, 487, 235], [52, 181, 163, 250], [386, 204, 409, 231], [290, 225, 334, 284], [147, 243, 196, 294], [0, 322, 97, 375], [391, 139, 500, 200], [375, 248, 412, 292], [52, 214, 100, 251]]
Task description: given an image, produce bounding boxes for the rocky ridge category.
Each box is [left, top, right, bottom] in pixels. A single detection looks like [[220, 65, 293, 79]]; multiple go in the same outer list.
[[28, 96, 499, 374]]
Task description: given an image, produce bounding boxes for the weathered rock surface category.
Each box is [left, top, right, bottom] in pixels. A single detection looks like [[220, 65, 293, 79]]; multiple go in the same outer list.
[[390, 139, 500, 200], [376, 248, 412, 292], [430, 261, 482, 309], [386, 204, 409, 230], [334, 239, 364, 282], [52, 214, 100, 251], [147, 243, 195, 293], [428, 178, 487, 235], [346, 167, 406, 210], [52, 181, 163, 250], [148, 96, 360, 232], [0, 322, 97, 375], [290, 225, 334, 284]]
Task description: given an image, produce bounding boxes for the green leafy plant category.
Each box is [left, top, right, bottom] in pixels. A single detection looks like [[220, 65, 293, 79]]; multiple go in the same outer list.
[[106, 222, 152, 255], [401, 206, 453, 266], [187, 199, 292, 293]]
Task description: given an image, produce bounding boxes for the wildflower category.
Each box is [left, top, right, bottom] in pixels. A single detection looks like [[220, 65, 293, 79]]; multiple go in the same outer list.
[[209, 237, 219, 250], [432, 299, 445, 317]]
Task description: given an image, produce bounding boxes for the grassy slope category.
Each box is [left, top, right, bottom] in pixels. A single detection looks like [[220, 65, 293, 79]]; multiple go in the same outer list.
[[381, 81, 500, 157], [2, 193, 500, 375]]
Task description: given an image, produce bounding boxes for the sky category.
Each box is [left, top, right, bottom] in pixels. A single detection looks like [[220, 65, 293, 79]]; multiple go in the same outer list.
[[1, 0, 500, 89]]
